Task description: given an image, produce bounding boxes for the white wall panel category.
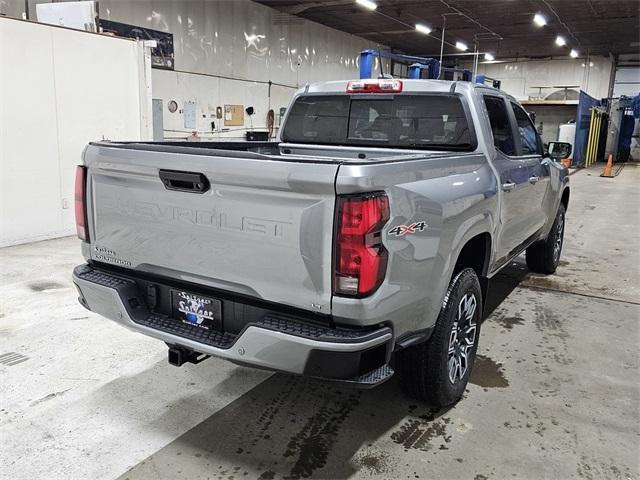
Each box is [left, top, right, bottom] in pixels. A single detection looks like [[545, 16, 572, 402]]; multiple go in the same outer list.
[[52, 26, 145, 232], [477, 57, 613, 100], [99, 0, 377, 84], [99, 0, 384, 138], [0, 17, 146, 246], [152, 69, 294, 138], [0, 18, 62, 245], [613, 67, 640, 97]]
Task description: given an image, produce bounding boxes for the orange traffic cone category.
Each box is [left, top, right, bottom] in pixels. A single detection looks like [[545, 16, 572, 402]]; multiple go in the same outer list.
[[600, 154, 614, 178]]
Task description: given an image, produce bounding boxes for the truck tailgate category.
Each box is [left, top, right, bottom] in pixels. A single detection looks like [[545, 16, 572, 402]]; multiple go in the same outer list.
[[84, 143, 338, 314]]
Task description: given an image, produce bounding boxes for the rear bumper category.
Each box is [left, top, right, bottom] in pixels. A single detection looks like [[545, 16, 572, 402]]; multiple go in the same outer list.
[[72, 264, 394, 386]]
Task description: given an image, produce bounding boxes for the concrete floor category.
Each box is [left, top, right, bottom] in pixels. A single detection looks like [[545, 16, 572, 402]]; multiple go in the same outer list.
[[1, 165, 638, 480]]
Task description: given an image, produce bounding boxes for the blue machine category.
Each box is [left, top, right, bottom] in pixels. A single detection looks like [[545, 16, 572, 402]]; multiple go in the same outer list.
[[359, 49, 441, 80], [359, 49, 500, 89], [616, 95, 639, 162], [408, 63, 439, 80], [474, 74, 502, 89]]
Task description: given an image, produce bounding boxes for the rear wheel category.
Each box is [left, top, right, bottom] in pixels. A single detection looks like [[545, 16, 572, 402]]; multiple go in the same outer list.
[[396, 268, 482, 407], [526, 204, 565, 274]]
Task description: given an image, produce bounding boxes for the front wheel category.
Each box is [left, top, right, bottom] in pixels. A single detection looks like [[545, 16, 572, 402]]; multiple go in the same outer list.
[[526, 204, 565, 274], [396, 268, 482, 407]]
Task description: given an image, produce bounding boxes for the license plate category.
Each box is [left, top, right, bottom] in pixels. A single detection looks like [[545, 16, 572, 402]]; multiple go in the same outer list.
[[171, 290, 222, 331]]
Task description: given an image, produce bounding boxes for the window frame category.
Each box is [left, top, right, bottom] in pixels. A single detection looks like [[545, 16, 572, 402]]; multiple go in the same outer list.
[[281, 92, 478, 152], [482, 94, 520, 158], [509, 101, 544, 156]]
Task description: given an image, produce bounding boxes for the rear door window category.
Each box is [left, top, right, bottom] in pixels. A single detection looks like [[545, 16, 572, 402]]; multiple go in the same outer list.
[[483, 95, 516, 156], [511, 102, 542, 155]]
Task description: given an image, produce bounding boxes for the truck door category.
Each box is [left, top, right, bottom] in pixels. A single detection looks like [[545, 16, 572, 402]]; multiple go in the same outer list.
[[509, 101, 551, 231], [482, 95, 539, 264]]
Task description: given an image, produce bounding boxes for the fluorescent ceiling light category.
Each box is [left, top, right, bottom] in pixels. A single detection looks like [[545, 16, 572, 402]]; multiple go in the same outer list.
[[415, 23, 432, 35], [533, 13, 547, 27], [555, 35, 566, 46], [456, 41, 468, 51], [570, 49, 578, 58], [355, 0, 377, 10], [484, 53, 495, 61]]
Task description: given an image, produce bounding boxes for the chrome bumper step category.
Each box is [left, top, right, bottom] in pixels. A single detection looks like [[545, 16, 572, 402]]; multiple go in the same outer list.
[[325, 364, 395, 388]]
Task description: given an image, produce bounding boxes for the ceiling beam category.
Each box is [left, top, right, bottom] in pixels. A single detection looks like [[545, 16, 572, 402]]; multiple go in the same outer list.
[[254, 0, 640, 57]]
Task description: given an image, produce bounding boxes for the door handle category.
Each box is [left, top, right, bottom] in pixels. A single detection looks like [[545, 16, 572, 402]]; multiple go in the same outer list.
[[159, 169, 210, 194], [529, 176, 540, 184], [502, 181, 516, 192]]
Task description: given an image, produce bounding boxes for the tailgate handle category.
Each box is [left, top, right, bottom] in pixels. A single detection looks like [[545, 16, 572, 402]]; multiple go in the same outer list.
[[159, 169, 210, 194]]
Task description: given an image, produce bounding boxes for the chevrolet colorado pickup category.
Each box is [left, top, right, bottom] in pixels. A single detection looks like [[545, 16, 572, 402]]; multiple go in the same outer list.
[[72, 79, 570, 407]]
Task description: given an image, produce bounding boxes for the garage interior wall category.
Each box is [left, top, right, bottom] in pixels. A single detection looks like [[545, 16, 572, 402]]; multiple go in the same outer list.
[[476, 57, 613, 101], [611, 54, 640, 160], [96, 0, 385, 137], [613, 54, 640, 96], [521, 105, 578, 146], [0, 18, 148, 247]]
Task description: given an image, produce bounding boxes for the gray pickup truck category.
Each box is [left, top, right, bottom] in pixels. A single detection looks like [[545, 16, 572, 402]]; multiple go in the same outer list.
[[72, 79, 569, 407]]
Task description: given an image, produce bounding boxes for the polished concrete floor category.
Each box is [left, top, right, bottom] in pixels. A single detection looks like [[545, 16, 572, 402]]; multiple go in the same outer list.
[[1, 165, 638, 480]]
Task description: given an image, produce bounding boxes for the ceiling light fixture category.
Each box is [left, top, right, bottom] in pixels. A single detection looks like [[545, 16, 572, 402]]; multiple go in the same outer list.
[[456, 41, 468, 51], [570, 49, 578, 58], [355, 0, 377, 11], [533, 13, 547, 27], [555, 35, 566, 47], [484, 53, 495, 61], [415, 23, 432, 35]]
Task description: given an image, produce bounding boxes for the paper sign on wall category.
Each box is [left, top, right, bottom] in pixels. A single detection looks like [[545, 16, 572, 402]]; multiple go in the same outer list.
[[184, 101, 196, 129]]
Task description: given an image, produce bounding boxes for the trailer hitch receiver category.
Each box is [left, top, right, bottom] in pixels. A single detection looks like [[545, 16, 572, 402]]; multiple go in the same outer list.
[[168, 346, 210, 367]]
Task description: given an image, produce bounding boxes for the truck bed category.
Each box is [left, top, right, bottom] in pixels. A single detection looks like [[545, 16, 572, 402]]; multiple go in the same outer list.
[[91, 140, 460, 165]]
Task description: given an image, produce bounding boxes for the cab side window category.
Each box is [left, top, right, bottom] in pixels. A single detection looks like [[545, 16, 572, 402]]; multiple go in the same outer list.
[[511, 102, 542, 155], [483, 96, 516, 156]]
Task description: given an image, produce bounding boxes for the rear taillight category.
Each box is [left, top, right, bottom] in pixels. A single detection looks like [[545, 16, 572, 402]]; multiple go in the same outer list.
[[75, 165, 89, 242], [334, 193, 390, 297]]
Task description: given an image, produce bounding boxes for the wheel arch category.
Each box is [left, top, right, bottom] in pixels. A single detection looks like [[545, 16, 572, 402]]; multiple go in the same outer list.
[[453, 232, 492, 278], [561, 187, 570, 211], [452, 232, 492, 309]]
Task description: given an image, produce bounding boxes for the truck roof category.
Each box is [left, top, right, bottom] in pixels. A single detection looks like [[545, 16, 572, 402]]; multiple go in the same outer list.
[[299, 79, 515, 102]]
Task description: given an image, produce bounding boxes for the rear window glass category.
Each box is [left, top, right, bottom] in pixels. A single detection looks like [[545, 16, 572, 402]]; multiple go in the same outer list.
[[282, 94, 474, 151]]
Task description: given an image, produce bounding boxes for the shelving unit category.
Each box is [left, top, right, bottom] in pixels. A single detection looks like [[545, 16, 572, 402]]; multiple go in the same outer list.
[[521, 99, 579, 106]]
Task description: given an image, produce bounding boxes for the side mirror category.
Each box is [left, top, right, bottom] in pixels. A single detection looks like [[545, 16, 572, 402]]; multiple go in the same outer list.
[[546, 142, 572, 161]]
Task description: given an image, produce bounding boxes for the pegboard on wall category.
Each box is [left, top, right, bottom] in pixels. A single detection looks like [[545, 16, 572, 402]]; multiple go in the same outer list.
[[224, 105, 244, 126]]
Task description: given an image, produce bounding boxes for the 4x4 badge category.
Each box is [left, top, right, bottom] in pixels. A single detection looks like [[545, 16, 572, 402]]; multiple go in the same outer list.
[[388, 221, 428, 237]]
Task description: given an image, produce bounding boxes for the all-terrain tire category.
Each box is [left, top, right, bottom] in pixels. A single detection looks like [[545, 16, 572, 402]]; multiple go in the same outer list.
[[526, 204, 566, 274], [396, 268, 482, 407]]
